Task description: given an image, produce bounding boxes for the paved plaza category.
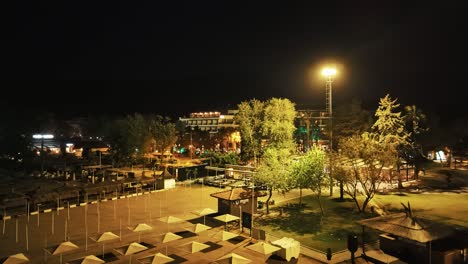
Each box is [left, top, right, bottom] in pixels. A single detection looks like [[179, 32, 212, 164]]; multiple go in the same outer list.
[[0, 184, 328, 263]]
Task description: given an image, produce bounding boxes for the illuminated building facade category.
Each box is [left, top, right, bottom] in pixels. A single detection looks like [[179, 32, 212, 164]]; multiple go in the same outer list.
[[179, 110, 238, 133]]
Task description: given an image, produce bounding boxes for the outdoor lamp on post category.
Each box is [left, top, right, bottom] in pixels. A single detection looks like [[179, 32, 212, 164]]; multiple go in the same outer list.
[[321, 67, 336, 196]]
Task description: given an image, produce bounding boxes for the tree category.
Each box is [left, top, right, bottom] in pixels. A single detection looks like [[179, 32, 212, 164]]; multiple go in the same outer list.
[[262, 98, 297, 150], [371, 94, 410, 188], [236, 97, 297, 164], [290, 146, 328, 215], [401, 105, 430, 178], [201, 151, 239, 167], [333, 99, 373, 200], [333, 98, 373, 143], [254, 147, 293, 214], [148, 115, 177, 154], [106, 113, 150, 166], [236, 99, 265, 164], [337, 133, 396, 213]]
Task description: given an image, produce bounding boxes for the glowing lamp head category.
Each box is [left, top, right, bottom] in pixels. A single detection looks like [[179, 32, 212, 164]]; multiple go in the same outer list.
[[321, 67, 337, 77], [33, 134, 54, 139]]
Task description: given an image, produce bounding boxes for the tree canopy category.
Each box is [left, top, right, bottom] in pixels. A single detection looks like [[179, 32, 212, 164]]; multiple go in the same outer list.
[[254, 146, 293, 214], [290, 146, 327, 214]]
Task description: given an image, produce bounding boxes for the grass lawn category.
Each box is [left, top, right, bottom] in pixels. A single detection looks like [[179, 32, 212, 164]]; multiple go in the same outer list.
[[255, 195, 380, 252], [372, 192, 468, 228], [255, 167, 468, 252]]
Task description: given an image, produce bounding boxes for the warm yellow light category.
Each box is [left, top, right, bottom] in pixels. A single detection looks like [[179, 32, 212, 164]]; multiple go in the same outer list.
[[321, 67, 337, 77]]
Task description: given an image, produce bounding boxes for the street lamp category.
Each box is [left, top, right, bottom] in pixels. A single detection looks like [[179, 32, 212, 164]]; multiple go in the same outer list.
[[321, 67, 336, 196], [33, 134, 54, 176]]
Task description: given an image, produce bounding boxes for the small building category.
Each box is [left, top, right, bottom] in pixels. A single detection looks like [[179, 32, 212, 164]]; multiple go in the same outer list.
[[210, 187, 267, 221], [359, 209, 468, 264], [72, 140, 110, 158]]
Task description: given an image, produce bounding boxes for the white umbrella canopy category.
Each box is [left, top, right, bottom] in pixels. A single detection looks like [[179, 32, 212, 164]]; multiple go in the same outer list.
[[48, 241, 80, 255], [191, 208, 217, 225], [155, 232, 183, 256], [130, 223, 153, 242], [150, 252, 175, 264], [178, 241, 210, 254], [157, 216, 184, 224], [114, 242, 149, 264], [114, 242, 148, 256], [2, 253, 29, 264], [215, 253, 252, 264], [214, 214, 239, 223], [80, 255, 105, 264], [214, 214, 240, 230], [184, 223, 212, 234], [158, 216, 185, 232], [91, 231, 120, 258], [191, 208, 216, 216], [45, 241, 79, 264], [95, 231, 120, 242], [157, 232, 183, 243], [131, 223, 153, 232], [211, 230, 238, 242], [246, 242, 281, 255], [136, 252, 175, 264]]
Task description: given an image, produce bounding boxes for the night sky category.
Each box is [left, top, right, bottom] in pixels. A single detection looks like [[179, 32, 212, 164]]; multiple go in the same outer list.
[[3, 2, 467, 121]]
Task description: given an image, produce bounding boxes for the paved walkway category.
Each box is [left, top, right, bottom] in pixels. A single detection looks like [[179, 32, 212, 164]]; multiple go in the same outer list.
[[0, 185, 344, 263], [0, 183, 384, 263]]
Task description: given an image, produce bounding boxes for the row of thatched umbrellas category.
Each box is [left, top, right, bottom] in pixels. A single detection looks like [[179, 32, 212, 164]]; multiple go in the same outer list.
[[3, 208, 282, 264]]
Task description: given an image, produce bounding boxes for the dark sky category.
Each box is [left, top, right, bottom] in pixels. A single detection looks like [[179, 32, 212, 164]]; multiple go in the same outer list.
[[3, 1, 467, 121]]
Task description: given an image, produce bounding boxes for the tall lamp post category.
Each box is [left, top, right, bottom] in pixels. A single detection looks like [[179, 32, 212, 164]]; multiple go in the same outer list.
[[321, 67, 336, 196]]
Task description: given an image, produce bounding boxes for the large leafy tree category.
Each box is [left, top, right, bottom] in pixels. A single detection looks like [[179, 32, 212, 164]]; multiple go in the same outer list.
[[106, 113, 149, 166], [333, 99, 373, 200], [254, 147, 293, 214], [401, 105, 430, 178], [235, 99, 265, 164], [337, 133, 396, 213], [333, 98, 373, 143], [262, 98, 297, 150], [290, 146, 328, 215], [371, 94, 410, 188], [148, 115, 177, 154]]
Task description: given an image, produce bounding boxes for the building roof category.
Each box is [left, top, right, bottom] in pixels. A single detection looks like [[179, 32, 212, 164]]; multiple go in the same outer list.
[[210, 187, 266, 201], [358, 212, 456, 243], [73, 140, 109, 150]]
